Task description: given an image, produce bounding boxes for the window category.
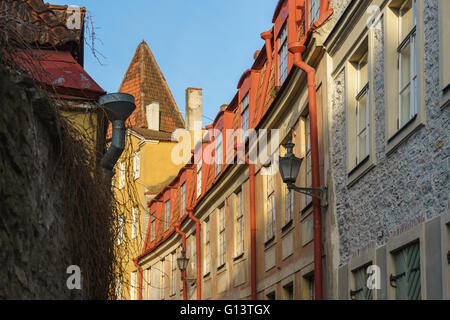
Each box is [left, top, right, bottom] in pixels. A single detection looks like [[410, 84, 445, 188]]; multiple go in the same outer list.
[[266, 291, 276, 300], [171, 253, 177, 296], [283, 282, 294, 300], [190, 234, 196, 284], [150, 213, 156, 242], [130, 271, 137, 300], [305, 115, 312, 204], [215, 132, 223, 176], [118, 161, 125, 190], [197, 156, 202, 198], [204, 218, 211, 275], [392, 242, 421, 300], [284, 185, 294, 226], [132, 207, 138, 240], [356, 52, 370, 164], [351, 264, 373, 300], [440, 0, 450, 107], [241, 94, 249, 142], [180, 183, 186, 216], [117, 215, 124, 245], [164, 200, 170, 232], [218, 206, 226, 268], [309, 0, 320, 26], [133, 151, 140, 180], [235, 190, 244, 257], [398, 0, 417, 129], [265, 174, 276, 242], [116, 276, 122, 300], [278, 23, 288, 85], [160, 260, 165, 300], [146, 268, 151, 300], [305, 275, 315, 300]]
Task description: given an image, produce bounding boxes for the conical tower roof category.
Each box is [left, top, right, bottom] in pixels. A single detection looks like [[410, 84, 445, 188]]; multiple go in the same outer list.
[[113, 40, 185, 134]]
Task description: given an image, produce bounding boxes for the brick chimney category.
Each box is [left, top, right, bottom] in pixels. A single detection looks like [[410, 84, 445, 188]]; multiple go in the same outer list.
[[185, 88, 202, 131], [146, 101, 160, 131]]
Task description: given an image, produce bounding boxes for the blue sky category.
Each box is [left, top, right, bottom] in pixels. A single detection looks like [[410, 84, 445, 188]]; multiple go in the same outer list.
[[51, 0, 276, 123]]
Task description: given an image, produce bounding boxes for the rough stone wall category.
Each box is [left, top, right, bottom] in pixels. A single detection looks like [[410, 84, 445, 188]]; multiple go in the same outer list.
[[329, 0, 449, 265]]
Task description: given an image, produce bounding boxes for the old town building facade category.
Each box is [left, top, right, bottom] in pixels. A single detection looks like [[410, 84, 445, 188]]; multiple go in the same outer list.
[[129, 0, 449, 300]]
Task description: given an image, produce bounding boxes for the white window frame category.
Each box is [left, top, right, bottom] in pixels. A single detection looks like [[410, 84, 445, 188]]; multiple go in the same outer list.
[[217, 206, 226, 268], [171, 253, 177, 296], [164, 200, 170, 232], [131, 207, 138, 239], [117, 215, 124, 246], [284, 185, 294, 226], [150, 213, 156, 242], [241, 94, 249, 142], [235, 190, 244, 257], [160, 260, 165, 300], [309, 0, 320, 26], [116, 276, 122, 300], [356, 52, 370, 164], [130, 271, 137, 300], [278, 22, 288, 85], [265, 174, 276, 242], [133, 151, 141, 180], [118, 161, 125, 190], [397, 0, 418, 130], [204, 218, 211, 275]]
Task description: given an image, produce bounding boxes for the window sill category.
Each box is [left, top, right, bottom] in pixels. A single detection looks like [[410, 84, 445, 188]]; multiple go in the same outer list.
[[386, 114, 424, 156], [347, 155, 375, 188], [281, 219, 293, 234], [301, 202, 313, 218], [264, 237, 276, 250], [217, 263, 226, 272], [233, 252, 245, 262]]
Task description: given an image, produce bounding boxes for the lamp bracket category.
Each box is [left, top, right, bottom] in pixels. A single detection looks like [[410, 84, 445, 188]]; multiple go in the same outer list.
[[287, 184, 328, 207]]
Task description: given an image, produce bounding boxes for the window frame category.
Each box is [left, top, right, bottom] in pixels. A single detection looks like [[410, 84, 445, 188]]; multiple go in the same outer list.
[[217, 206, 226, 268], [118, 161, 125, 190], [170, 252, 177, 296], [133, 151, 140, 180], [164, 200, 170, 232], [150, 212, 156, 242], [203, 218, 211, 276], [356, 52, 370, 165], [278, 22, 288, 85], [117, 215, 124, 246], [265, 173, 276, 243], [131, 207, 138, 240], [241, 94, 250, 142], [234, 190, 245, 258], [196, 156, 202, 199], [309, 0, 321, 27], [180, 183, 186, 216], [215, 132, 223, 177]]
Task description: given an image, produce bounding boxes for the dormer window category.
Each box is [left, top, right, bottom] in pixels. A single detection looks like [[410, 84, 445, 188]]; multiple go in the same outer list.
[[278, 23, 288, 85], [309, 0, 320, 26], [241, 93, 249, 142]]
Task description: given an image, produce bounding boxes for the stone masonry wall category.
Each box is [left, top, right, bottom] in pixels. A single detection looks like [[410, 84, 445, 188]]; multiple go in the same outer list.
[[329, 0, 449, 265], [0, 70, 85, 299]]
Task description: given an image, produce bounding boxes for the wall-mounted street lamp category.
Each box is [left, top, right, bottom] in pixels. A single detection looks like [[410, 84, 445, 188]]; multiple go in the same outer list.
[[279, 136, 327, 207], [177, 250, 196, 282]]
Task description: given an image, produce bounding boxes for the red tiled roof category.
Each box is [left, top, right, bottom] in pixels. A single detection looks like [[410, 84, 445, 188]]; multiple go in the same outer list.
[[131, 127, 174, 142], [108, 41, 185, 138], [1, 0, 85, 49], [17, 49, 104, 99]]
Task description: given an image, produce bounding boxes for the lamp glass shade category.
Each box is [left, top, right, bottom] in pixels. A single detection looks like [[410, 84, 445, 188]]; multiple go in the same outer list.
[[279, 154, 302, 185], [177, 251, 189, 272]]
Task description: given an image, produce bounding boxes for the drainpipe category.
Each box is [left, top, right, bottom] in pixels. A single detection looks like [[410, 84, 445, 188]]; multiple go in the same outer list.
[[132, 258, 143, 300], [186, 165, 201, 300], [255, 30, 273, 125], [99, 93, 136, 171], [174, 223, 188, 300], [288, 42, 323, 300]]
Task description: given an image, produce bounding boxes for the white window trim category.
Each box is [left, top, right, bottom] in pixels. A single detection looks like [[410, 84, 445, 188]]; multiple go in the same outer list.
[[204, 218, 211, 275], [215, 133, 223, 177], [117, 215, 124, 246], [265, 173, 276, 243], [309, 0, 320, 26], [150, 213, 156, 242], [132, 207, 138, 240], [180, 183, 186, 216], [118, 161, 125, 190], [164, 200, 170, 232], [241, 94, 250, 142], [234, 191, 245, 257], [217, 206, 226, 268], [133, 151, 141, 180], [278, 23, 288, 85]]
